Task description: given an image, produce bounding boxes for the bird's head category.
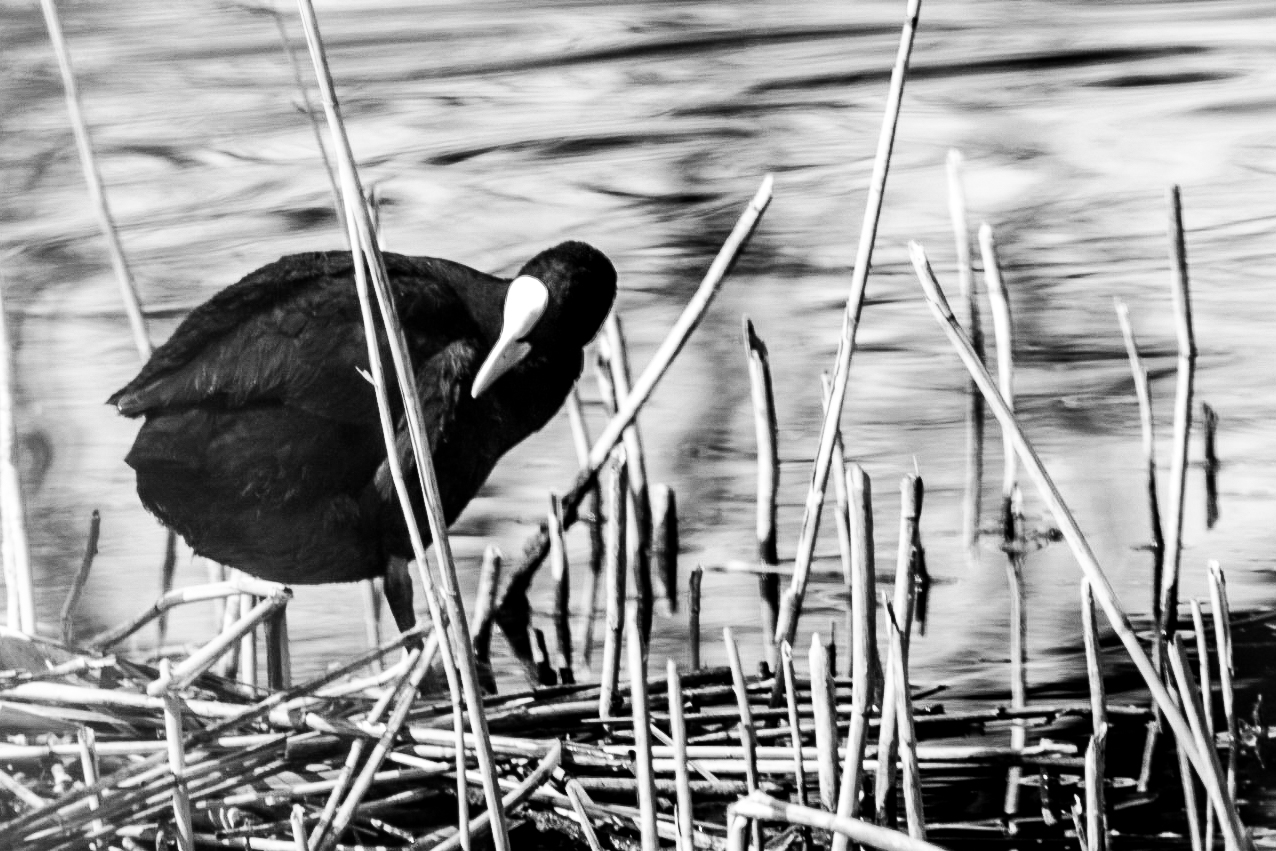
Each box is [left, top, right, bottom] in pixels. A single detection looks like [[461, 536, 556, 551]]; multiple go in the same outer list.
[[471, 241, 616, 397]]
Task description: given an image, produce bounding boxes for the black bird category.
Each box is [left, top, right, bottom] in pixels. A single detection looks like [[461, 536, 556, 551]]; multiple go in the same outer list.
[[109, 241, 617, 632]]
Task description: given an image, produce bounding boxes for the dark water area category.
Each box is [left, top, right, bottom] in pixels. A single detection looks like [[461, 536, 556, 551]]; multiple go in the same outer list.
[[1, 0, 1275, 800]]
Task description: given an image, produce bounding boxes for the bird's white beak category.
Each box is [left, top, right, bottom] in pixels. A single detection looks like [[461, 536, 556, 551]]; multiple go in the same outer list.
[[471, 275, 550, 397]]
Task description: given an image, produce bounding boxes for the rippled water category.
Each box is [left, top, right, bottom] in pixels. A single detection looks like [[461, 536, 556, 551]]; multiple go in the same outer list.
[[2, 0, 1275, 709]]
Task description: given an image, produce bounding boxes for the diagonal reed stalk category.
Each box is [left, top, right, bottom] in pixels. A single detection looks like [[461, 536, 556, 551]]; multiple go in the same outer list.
[[946, 150, 984, 557], [496, 175, 773, 666], [773, 0, 921, 659], [910, 241, 1252, 851], [0, 271, 34, 634], [293, 3, 510, 846]]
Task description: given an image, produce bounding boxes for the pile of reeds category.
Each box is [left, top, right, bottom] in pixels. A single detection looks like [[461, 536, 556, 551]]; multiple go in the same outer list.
[[1, 0, 1269, 849]]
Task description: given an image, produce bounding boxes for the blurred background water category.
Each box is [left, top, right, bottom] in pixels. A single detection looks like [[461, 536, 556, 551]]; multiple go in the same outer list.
[[1, 0, 1274, 703]]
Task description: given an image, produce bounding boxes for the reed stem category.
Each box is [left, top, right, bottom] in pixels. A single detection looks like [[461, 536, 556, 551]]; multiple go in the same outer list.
[[1158, 185, 1197, 668], [60, 511, 101, 646], [775, 0, 921, 651], [627, 604, 657, 851], [911, 241, 1252, 851], [689, 564, 703, 672], [810, 632, 839, 812], [947, 150, 985, 557], [600, 452, 629, 717], [549, 493, 573, 675], [667, 660, 694, 851], [745, 318, 782, 672], [1207, 561, 1237, 801], [726, 627, 763, 851]]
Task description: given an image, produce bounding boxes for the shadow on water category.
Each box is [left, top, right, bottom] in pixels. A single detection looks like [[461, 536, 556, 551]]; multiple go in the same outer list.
[[1, 2, 1275, 799]]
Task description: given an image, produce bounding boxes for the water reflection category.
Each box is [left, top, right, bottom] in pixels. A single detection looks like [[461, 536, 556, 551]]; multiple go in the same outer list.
[[0, 0, 1273, 696]]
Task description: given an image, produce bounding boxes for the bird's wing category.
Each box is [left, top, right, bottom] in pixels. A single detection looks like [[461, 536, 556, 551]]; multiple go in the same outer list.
[[109, 252, 463, 424]]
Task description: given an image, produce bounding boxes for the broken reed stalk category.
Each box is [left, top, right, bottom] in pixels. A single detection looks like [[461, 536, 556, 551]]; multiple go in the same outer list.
[[496, 176, 773, 673], [775, 0, 921, 654], [264, 605, 291, 690], [725, 627, 763, 851], [294, 5, 509, 847], [1158, 185, 1197, 669], [1082, 580, 1108, 851], [567, 388, 606, 666], [0, 275, 34, 635], [946, 150, 985, 556], [652, 484, 679, 616], [1086, 726, 1108, 851], [1203, 404, 1219, 528], [810, 632, 840, 812], [600, 452, 629, 718], [626, 604, 658, 851], [887, 601, 925, 840], [689, 565, 703, 671], [778, 641, 811, 814], [821, 373, 858, 678], [874, 474, 920, 825], [980, 223, 1028, 816], [549, 493, 573, 674], [1191, 599, 1215, 850], [732, 792, 949, 851], [290, 804, 308, 851], [565, 779, 605, 851], [470, 545, 502, 670], [76, 726, 103, 839], [911, 242, 1252, 851], [745, 318, 782, 672], [1208, 561, 1237, 801], [147, 589, 291, 695], [61, 510, 101, 646], [159, 662, 194, 851], [667, 660, 694, 851], [359, 580, 384, 665], [832, 464, 878, 851], [1114, 299, 1165, 634], [603, 315, 655, 643]]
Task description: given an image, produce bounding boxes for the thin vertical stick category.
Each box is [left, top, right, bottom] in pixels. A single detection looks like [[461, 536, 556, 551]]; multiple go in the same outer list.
[[264, 605, 291, 690], [1081, 580, 1107, 734], [874, 476, 920, 825], [1170, 633, 1232, 823], [599, 453, 629, 717], [775, 0, 922, 651], [887, 603, 925, 840], [470, 546, 502, 670], [627, 604, 657, 851], [1086, 726, 1108, 851], [295, 7, 509, 845], [1158, 185, 1197, 668], [689, 565, 703, 671], [1202, 404, 1219, 529], [1208, 561, 1237, 802], [913, 242, 1250, 851], [1176, 732, 1205, 851], [1115, 299, 1165, 641], [76, 727, 103, 841], [947, 150, 984, 555], [568, 388, 606, 667], [668, 660, 694, 851], [290, 805, 308, 851], [360, 580, 384, 666], [1191, 599, 1215, 850], [809, 633, 839, 812], [833, 465, 878, 851], [821, 373, 857, 678], [726, 627, 763, 851], [981, 224, 1027, 816], [745, 318, 782, 672], [0, 274, 34, 635], [779, 642, 810, 805], [549, 494, 572, 674], [159, 662, 194, 851], [652, 484, 679, 616], [604, 316, 654, 645], [61, 511, 101, 646], [36, 0, 150, 360], [238, 597, 258, 688]]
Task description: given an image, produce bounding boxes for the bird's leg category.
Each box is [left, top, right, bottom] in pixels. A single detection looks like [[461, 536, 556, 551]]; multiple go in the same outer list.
[[383, 557, 421, 647]]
